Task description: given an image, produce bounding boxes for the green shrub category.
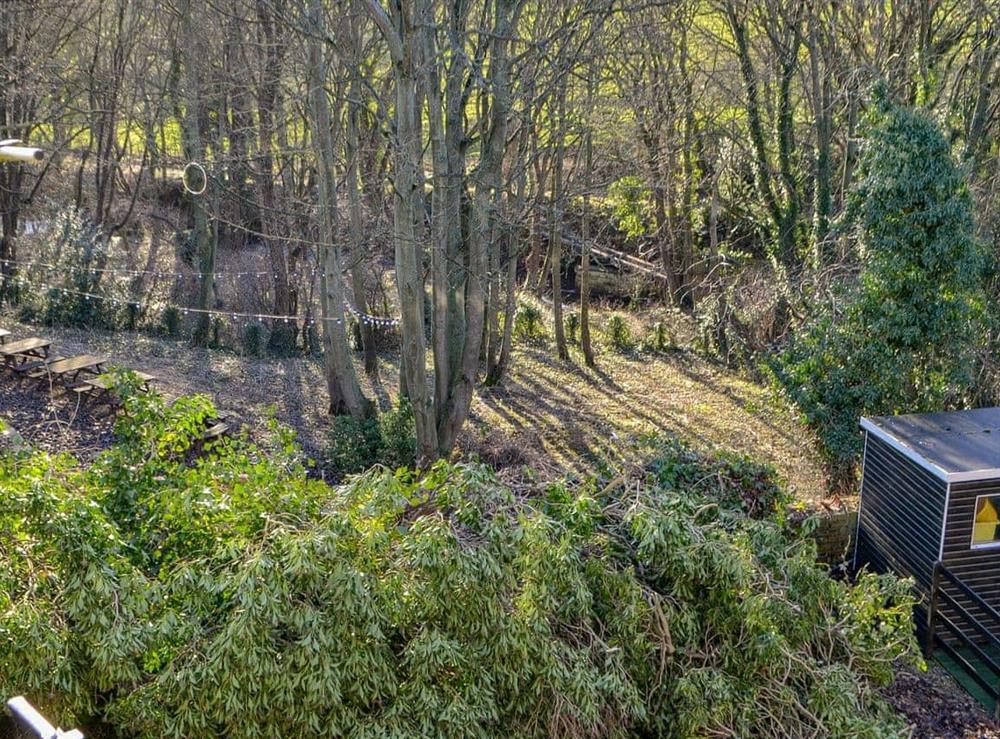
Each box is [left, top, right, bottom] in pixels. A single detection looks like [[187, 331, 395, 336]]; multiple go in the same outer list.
[[644, 435, 788, 519], [0, 396, 920, 738], [325, 413, 382, 475], [641, 320, 674, 354], [608, 175, 653, 239], [324, 400, 415, 475], [512, 300, 546, 345], [210, 317, 223, 348], [773, 91, 986, 484], [17, 208, 127, 329], [564, 311, 579, 344], [603, 313, 635, 353], [240, 322, 265, 357], [161, 306, 182, 337], [379, 398, 416, 469], [305, 320, 323, 357]]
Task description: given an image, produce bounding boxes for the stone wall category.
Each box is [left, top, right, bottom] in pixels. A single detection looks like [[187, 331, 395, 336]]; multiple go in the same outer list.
[[791, 506, 859, 566]]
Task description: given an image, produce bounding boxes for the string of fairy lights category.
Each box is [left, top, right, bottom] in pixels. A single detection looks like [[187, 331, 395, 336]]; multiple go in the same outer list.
[[0, 259, 401, 329], [0, 256, 356, 283], [0, 160, 417, 331]]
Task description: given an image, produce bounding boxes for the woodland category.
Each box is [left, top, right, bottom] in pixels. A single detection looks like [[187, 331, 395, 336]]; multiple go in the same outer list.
[[1, 0, 1000, 736]]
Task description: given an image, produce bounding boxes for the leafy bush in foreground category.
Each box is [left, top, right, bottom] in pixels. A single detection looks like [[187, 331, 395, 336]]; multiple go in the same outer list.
[[0, 394, 918, 738]]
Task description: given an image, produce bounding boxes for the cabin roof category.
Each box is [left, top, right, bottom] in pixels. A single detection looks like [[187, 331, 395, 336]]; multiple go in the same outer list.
[[861, 408, 1000, 483]]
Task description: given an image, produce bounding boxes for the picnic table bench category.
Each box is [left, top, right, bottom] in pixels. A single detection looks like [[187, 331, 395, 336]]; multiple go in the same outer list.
[[73, 370, 157, 408], [29, 354, 108, 386], [0, 328, 10, 344], [0, 337, 51, 369], [201, 417, 232, 443]]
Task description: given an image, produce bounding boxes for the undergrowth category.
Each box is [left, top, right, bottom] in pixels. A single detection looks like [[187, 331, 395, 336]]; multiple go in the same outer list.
[[0, 383, 919, 738], [325, 399, 416, 475]]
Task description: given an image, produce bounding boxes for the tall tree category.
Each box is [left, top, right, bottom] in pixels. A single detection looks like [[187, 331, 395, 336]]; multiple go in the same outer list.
[[174, 0, 216, 346], [306, 0, 372, 418], [362, 0, 523, 461]]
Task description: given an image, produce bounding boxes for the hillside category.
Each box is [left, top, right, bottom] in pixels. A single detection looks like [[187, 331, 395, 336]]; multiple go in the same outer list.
[[0, 309, 828, 501]]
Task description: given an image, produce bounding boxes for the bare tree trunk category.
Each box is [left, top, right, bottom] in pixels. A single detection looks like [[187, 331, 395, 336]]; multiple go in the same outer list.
[[346, 54, 378, 376], [177, 0, 215, 347], [490, 231, 519, 383], [363, 0, 438, 461], [364, 0, 520, 459], [257, 0, 297, 353], [0, 165, 21, 298], [420, 0, 453, 427], [223, 9, 260, 244], [435, 0, 517, 452], [642, 126, 679, 304], [580, 74, 595, 368], [527, 146, 550, 295], [962, 15, 1000, 169], [487, 127, 528, 386], [307, 0, 371, 419], [484, 232, 501, 369], [726, 1, 802, 265], [806, 9, 833, 267], [549, 92, 568, 361]]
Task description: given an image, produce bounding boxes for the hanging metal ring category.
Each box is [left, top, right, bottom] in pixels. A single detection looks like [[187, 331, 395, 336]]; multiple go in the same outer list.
[[182, 161, 207, 196]]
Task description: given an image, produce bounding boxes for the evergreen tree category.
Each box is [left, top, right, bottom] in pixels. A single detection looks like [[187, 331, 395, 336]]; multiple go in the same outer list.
[[777, 90, 986, 483]]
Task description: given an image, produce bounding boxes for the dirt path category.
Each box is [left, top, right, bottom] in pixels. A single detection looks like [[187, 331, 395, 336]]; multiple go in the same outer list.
[[884, 663, 999, 738]]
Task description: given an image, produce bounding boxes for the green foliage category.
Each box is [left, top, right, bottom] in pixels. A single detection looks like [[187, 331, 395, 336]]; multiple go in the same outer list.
[[641, 320, 675, 354], [210, 317, 223, 348], [378, 398, 416, 469], [774, 95, 986, 481], [564, 311, 579, 344], [325, 400, 416, 476], [602, 313, 636, 353], [160, 306, 182, 338], [173, 229, 197, 267], [0, 418, 919, 738], [607, 176, 652, 239], [512, 300, 547, 345], [17, 208, 129, 329], [645, 435, 789, 519], [325, 413, 382, 475]]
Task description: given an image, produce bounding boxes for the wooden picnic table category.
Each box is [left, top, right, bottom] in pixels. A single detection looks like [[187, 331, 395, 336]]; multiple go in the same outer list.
[[83, 371, 156, 392], [0, 337, 51, 369], [36, 354, 108, 385], [75, 370, 157, 409]]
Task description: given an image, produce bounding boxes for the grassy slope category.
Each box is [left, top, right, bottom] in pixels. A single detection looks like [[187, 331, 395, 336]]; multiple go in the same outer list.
[[467, 344, 827, 500], [0, 308, 829, 501]]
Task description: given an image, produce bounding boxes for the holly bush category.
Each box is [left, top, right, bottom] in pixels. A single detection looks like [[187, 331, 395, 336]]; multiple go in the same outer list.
[[774, 91, 986, 484], [0, 390, 918, 737]]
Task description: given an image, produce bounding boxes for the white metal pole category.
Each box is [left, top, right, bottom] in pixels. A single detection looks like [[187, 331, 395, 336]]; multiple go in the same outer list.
[[5, 696, 84, 739], [0, 140, 44, 163]]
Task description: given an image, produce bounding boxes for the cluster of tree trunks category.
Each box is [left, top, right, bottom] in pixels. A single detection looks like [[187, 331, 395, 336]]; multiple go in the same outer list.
[[1, 0, 1000, 461]]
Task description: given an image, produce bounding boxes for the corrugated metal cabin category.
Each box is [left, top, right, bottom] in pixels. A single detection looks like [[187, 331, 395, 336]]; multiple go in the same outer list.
[[855, 408, 1000, 606], [854, 408, 1000, 718], [855, 408, 1000, 712]]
